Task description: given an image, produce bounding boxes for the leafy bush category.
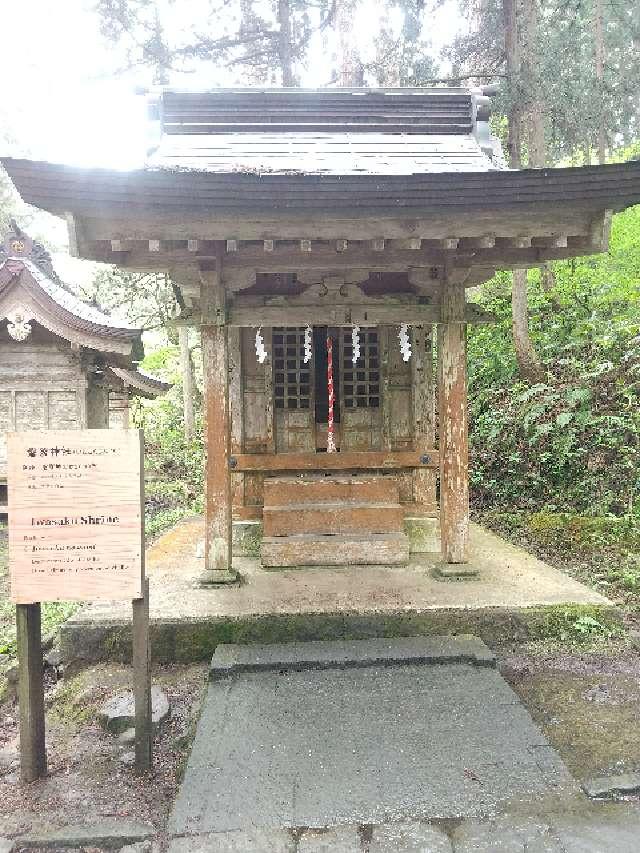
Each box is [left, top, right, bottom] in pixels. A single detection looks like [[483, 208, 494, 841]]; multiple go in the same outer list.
[[469, 205, 640, 516], [135, 340, 204, 536]]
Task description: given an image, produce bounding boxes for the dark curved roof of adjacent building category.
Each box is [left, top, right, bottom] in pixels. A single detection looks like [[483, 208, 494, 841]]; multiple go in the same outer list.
[[0, 224, 170, 396]]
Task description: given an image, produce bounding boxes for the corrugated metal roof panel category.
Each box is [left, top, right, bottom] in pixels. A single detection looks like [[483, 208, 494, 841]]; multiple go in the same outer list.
[[148, 132, 499, 175], [157, 88, 478, 136]]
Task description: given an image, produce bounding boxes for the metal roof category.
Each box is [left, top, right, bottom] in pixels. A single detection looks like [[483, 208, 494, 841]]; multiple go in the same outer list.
[[153, 88, 488, 136], [149, 132, 500, 175]]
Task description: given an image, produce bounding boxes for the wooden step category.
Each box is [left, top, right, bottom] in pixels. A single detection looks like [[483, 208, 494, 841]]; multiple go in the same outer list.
[[263, 475, 399, 508], [261, 532, 410, 567], [263, 502, 404, 537]]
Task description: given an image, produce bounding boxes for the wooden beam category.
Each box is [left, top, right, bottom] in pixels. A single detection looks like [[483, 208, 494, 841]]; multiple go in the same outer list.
[[190, 301, 496, 328], [87, 238, 598, 275], [16, 603, 47, 782], [231, 450, 439, 472], [459, 234, 496, 249], [228, 303, 443, 327], [80, 209, 597, 244], [200, 252, 227, 325], [440, 237, 459, 250], [438, 279, 469, 564], [532, 234, 568, 248], [589, 209, 613, 251]]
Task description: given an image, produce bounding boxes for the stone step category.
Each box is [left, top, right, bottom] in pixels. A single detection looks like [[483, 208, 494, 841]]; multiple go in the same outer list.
[[263, 501, 404, 537], [261, 532, 410, 567], [263, 475, 399, 507]]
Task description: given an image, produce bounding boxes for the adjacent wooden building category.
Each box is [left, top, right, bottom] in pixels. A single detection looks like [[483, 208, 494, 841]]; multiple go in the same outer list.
[[4, 88, 640, 574], [0, 224, 170, 514]]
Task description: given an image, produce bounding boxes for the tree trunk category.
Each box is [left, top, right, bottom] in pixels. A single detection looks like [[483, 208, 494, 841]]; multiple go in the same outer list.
[[179, 325, 195, 441], [277, 0, 295, 86], [512, 269, 543, 381], [593, 0, 606, 164], [522, 0, 545, 167], [336, 0, 360, 86], [503, 0, 522, 168], [504, 0, 543, 382]]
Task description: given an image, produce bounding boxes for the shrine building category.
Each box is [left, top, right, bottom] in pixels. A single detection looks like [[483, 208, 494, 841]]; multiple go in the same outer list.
[[3, 88, 640, 577], [0, 223, 170, 516]]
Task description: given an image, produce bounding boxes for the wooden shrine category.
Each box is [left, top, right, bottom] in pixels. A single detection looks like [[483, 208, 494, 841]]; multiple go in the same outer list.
[[0, 223, 170, 514], [4, 88, 640, 574]]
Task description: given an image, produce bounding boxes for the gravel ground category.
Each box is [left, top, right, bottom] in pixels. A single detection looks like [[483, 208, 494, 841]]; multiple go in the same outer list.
[[0, 661, 208, 850]]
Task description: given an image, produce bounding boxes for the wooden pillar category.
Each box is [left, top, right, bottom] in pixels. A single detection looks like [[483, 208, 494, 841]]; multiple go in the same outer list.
[[16, 603, 46, 782], [132, 578, 152, 773], [412, 325, 436, 513], [179, 326, 195, 441], [437, 280, 469, 563], [86, 377, 109, 429], [202, 324, 232, 576], [200, 255, 234, 581]]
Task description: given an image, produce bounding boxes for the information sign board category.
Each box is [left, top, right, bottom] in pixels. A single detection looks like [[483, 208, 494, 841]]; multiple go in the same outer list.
[[8, 429, 144, 604]]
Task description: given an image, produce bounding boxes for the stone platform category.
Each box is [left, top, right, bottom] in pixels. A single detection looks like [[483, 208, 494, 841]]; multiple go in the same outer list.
[[59, 517, 615, 664], [167, 637, 640, 852]]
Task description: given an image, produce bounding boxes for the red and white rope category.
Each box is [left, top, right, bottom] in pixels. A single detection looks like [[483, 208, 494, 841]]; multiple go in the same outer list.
[[327, 334, 336, 453]]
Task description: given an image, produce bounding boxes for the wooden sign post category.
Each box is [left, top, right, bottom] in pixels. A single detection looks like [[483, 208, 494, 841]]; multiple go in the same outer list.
[[8, 429, 151, 780]]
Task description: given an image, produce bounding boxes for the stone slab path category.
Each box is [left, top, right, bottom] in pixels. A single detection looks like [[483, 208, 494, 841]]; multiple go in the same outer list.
[[166, 637, 640, 851]]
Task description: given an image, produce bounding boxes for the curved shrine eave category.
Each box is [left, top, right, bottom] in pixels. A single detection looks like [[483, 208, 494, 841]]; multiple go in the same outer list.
[[2, 157, 640, 271], [0, 258, 140, 360]]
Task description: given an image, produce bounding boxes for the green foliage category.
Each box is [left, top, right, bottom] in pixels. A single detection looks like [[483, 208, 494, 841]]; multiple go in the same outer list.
[[469, 205, 640, 516], [448, 0, 640, 162], [135, 340, 204, 535]]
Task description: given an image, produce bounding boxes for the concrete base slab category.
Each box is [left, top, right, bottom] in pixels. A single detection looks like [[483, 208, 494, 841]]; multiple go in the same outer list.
[[432, 562, 480, 580], [197, 569, 239, 587], [59, 517, 615, 664], [168, 638, 576, 839]]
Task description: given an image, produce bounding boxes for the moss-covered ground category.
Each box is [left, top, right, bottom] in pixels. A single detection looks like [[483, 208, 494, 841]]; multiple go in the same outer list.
[[479, 510, 640, 628]]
